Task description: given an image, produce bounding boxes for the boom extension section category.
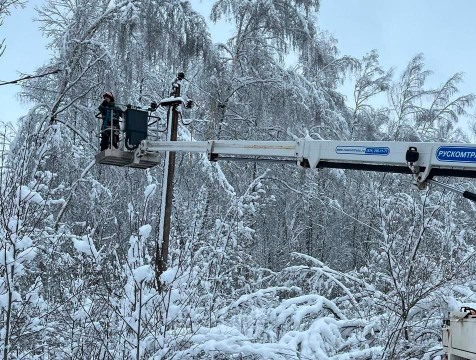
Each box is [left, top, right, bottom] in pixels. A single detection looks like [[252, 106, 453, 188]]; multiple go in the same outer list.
[[136, 139, 476, 200]]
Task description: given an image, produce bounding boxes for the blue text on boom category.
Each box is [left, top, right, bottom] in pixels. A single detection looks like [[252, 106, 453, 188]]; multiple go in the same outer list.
[[437, 146, 476, 163]]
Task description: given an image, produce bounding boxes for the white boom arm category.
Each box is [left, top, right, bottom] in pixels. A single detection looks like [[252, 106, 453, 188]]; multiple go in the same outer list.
[[136, 139, 476, 200]]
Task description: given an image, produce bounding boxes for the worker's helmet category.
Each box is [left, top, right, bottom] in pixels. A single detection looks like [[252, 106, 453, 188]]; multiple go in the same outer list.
[[103, 92, 115, 102]]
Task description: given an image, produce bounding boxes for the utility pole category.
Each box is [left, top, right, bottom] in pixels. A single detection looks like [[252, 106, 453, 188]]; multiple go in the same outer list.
[[156, 72, 184, 291]]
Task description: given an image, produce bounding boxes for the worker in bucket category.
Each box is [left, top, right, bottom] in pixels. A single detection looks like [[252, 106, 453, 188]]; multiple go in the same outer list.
[[98, 92, 123, 151]]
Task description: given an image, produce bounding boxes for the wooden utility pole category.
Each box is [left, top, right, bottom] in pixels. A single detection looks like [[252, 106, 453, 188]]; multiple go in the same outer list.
[[156, 72, 183, 291]]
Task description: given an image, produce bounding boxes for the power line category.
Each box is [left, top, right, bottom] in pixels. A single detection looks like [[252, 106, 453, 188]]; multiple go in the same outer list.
[[314, 195, 383, 235], [7, 81, 97, 100], [6, 82, 145, 109], [7, 74, 250, 124], [183, 77, 222, 105], [184, 76, 252, 121], [0, 69, 62, 86], [266, 176, 383, 235]]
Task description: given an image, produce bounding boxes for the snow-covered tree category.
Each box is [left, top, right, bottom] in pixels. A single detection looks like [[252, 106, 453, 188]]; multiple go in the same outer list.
[[0, 0, 25, 56], [4, 0, 476, 359]]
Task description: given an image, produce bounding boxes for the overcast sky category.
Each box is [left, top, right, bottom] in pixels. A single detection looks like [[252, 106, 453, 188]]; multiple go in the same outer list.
[[1, 0, 476, 129]]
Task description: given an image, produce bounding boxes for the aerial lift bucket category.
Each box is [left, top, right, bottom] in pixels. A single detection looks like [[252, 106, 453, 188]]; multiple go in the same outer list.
[[95, 107, 159, 169]]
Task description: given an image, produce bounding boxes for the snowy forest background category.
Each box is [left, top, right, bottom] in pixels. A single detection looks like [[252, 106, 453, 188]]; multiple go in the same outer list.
[[2, 0, 476, 359]]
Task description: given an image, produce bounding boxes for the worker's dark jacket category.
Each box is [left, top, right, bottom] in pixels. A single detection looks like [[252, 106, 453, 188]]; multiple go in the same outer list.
[[98, 101, 123, 129]]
